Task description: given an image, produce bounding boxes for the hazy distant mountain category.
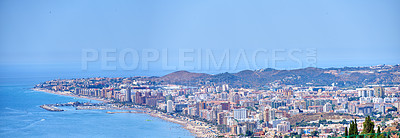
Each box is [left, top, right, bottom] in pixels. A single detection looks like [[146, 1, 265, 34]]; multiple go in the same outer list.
[[153, 65, 400, 88], [156, 71, 210, 85]]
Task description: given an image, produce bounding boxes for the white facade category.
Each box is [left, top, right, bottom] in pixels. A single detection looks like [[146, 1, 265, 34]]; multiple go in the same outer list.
[[233, 108, 247, 120], [323, 102, 333, 112], [277, 121, 290, 132], [167, 100, 173, 113], [373, 98, 384, 103], [357, 88, 374, 97], [269, 108, 277, 121], [222, 84, 229, 92]]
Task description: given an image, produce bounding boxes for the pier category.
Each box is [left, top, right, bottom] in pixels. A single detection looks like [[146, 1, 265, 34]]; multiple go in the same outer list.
[[40, 105, 64, 112], [105, 110, 146, 114]]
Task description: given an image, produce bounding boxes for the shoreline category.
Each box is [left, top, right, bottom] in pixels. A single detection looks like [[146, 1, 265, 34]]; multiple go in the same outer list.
[[32, 88, 218, 137], [32, 88, 111, 103], [147, 110, 218, 137]]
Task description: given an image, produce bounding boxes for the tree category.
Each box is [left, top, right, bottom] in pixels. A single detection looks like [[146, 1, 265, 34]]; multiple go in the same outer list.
[[362, 116, 375, 135], [311, 131, 319, 137], [344, 127, 348, 137], [349, 119, 359, 138], [333, 130, 339, 137], [245, 130, 253, 137], [387, 106, 397, 112], [341, 119, 348, 124], [396, 122, 400, 130], [377, 126, 385, 138], [369, 128, 375, 138], [377, 126, 381, 134], [385, 114, 393, 120], [319, 119, 327, 125]]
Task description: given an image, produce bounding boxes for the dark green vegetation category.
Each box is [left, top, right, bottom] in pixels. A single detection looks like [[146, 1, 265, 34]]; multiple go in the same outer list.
[[340, 116, 399, 138], [348, 119, 359, 138]]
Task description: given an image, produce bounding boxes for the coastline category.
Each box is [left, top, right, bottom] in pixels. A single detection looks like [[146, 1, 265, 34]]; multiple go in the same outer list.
[[147, 111, 218, 137], [32, 88, 111, 103], [32, 88, 218, 137]]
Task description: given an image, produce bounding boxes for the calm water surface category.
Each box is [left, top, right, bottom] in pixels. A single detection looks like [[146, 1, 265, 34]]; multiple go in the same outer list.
[[0, 65, 193, 138]]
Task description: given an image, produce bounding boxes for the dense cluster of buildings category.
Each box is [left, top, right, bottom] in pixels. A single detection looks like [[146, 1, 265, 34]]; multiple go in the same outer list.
[[35, 77, 400, 137]]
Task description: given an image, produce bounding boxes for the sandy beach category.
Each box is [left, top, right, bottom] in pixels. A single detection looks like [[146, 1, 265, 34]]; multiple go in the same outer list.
[[148, 111, 219, 137], [32, 88, 111, 103], [32, 88, 219, 137]]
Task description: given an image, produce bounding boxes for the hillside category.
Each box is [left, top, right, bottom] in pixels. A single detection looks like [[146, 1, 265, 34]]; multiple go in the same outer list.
[[288, 113, 361, 125], [156, 71, 210, 86], [151, 65, 400, 88]]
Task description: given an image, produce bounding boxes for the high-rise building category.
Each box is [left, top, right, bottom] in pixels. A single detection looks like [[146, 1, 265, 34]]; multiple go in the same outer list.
[[222, 84, 229, 92], [167, 100, 173, 113], [145, 97, 157, 107], [374, 87, 385, 98], [284, 87, 293, 97], [272, 101, 286, 108], [221, 102, 230, 110], [263, 109, 270, 122], [232, 93, 240, 104], [145, 91, 151, 97], [358, 89, 368, 97], [277, 121, 290, 132], [367, 89, 374, 97], [199, 101, 206, 110], [135, 92, 143, 104], [166, 94, 173, 103], [323, 102, 333, 112], [125, 87, 131, 102], [269, 108, 276, 121], [175, 104, 188, 113], [217, 112, 225, 125], [233, 108, 247, 120], [221, 92, 228, 100], [357, 88, 374, 97], [356, 104, 373, 115]]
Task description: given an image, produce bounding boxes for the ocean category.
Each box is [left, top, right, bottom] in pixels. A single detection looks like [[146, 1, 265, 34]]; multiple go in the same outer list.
[[0, 65, 193, 138]]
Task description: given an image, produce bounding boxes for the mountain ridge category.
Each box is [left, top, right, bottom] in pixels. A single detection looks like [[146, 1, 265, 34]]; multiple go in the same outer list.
[[152, 65, 400, 88]]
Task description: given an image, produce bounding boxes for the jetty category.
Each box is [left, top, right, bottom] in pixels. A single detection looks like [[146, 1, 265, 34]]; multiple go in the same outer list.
[[40, 105, 64, 112], [106, 111, 133, 114]]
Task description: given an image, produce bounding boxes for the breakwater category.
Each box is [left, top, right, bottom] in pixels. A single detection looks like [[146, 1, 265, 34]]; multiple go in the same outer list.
[[40, 105, 64, 112]]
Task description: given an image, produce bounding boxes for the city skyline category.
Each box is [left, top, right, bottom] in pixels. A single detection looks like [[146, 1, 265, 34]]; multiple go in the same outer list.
[[0, 0, 399, 137], [32, 64, 400, 137]]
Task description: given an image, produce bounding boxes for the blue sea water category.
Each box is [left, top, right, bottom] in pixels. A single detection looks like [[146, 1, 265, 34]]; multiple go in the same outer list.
[[0, 65, 193, 138]]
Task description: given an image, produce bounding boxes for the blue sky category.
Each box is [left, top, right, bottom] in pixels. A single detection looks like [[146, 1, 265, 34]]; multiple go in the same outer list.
[[0, 0, 399, 73]]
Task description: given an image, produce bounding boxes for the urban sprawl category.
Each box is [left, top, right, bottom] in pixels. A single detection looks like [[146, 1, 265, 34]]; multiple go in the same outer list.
[[34, 65, 400, 137]]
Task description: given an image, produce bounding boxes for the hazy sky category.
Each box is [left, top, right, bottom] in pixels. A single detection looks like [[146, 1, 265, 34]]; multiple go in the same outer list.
[[0, 0, 399, 72]]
